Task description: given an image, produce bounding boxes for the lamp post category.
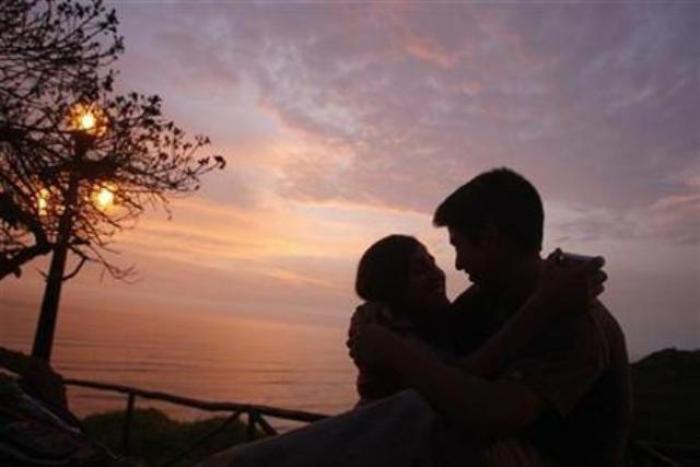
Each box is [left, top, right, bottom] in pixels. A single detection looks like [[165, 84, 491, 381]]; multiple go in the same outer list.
[[31, 104, 106, 361]]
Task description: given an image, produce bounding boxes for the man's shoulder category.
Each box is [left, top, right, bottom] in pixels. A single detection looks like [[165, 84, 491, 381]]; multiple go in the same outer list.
[[574, 300, 626, 350], [547, 300, 615, 335], [533, 300, 626, 371], [587, 300, 624, 335], [585, 300, 629, 366]]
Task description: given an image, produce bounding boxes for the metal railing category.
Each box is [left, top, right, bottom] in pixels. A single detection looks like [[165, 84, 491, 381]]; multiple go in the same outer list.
[[64, 378, 329, 466]]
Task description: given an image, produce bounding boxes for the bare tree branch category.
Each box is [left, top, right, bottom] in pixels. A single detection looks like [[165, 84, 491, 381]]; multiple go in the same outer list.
[[62, 248, 88, 281]]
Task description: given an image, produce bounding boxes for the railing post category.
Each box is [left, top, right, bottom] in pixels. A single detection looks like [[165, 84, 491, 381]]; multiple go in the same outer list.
[[255, 413, 278, 436], [121, 393, 136, 455], [247, 409, 257, 441]]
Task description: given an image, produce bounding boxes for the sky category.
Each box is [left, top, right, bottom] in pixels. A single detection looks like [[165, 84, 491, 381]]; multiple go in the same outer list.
[[2, 1, 698, 360]]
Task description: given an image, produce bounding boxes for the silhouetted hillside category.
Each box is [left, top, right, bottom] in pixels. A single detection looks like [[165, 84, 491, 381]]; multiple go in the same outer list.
[[631, 348, 700, 462]]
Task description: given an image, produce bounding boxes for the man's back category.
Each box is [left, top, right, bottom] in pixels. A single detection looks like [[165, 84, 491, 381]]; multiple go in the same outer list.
[[449, 288, 632, 466]]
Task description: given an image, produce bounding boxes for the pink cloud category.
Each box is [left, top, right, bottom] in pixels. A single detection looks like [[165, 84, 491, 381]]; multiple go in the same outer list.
[[403, 34, 457, 69]]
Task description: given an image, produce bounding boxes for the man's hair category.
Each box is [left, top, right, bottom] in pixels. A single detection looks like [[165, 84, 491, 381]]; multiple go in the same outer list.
[[355, 234, 423, 304], [433, 168, 544, 252]]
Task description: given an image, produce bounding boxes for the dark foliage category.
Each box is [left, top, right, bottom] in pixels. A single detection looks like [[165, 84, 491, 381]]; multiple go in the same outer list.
[[631, 348, 700, 460], [82, 408, 265, 466]]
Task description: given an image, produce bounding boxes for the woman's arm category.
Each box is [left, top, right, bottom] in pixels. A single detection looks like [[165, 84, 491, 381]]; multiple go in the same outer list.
[[350, 323, 546, 437], [349, 302, 411, 402]]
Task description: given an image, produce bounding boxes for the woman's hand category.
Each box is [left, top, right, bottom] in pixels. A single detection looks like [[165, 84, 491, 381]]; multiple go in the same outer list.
[[345, 302, 391, 363], [534, 249, 607, 315], [347, 322, 403, 370]]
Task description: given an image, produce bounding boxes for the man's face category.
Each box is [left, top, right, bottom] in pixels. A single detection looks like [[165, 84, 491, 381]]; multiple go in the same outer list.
[[448, 226, 500, 287]]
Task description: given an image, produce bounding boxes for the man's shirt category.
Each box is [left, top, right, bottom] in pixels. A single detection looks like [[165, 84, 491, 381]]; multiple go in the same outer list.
[[448, 286, 632, 467]]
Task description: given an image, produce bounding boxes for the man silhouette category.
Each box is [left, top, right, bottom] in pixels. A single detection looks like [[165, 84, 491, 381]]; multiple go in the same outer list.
[[351, 168, 632, 466]]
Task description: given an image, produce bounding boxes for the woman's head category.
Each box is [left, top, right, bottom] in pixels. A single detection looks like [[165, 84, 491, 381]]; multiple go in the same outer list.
[[355, 235, 448, 314]]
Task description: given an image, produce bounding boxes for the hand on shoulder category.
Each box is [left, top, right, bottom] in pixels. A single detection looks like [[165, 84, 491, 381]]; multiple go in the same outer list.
[[534, 249, 608, 315]]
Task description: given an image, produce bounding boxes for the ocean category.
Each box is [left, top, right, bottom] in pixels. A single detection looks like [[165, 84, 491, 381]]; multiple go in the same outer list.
[[0, 304, 358, 426]]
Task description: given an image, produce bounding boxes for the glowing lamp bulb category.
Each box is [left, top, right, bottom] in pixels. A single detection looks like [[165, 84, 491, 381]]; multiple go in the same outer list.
[[95, 186, 115, 209], [69, 103, 106, 136], [37, 188, 50, 214], [79, 112, 97, 131]]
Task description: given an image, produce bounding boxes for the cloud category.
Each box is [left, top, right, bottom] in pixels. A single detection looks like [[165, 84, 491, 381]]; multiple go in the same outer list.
[[551, 188, 700, 245], [110, 1, 700, 242], [403, 33, 458, 70], [197, 3, 696, 217], [648, 193, 700, 244]]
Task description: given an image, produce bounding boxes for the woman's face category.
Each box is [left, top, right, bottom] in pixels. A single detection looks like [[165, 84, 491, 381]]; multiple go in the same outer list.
[[401, 245, 450, 313]]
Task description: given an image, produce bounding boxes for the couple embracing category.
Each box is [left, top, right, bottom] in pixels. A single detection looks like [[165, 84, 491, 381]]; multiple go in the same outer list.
[[203, 168, 632, 467]]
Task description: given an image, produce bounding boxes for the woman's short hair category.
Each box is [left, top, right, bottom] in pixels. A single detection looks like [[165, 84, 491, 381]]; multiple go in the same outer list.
[[355, 235, 423, 304]]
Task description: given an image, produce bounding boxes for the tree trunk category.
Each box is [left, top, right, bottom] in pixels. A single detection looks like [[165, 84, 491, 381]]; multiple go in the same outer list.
[[31, 142, 84, 361], [31, 223, 70, 361]]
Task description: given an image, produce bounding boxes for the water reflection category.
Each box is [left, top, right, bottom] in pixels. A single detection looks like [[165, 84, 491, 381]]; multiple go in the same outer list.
[[0, 305, 357, 421]]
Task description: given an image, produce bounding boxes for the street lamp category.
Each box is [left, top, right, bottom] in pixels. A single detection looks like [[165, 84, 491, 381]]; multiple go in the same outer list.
[[68, 103, 108, 137], [31, 103, 109, 361], [37, 188, 50, 216], [93, 185, 115, 210]]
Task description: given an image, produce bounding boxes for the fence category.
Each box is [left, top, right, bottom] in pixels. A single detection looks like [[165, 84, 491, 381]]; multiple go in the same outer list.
[[64, 378, 328, 466]]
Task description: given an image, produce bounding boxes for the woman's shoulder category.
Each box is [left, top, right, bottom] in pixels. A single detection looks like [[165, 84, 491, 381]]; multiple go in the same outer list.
[[351, 302, 393, 327], [451, 285, 490, 315], [350, 302, 421, 336]]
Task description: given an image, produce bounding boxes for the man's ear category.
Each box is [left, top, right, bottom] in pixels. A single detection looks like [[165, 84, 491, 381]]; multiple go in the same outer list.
[[480, 223, 500, 247], [481, 224, 510, 254]]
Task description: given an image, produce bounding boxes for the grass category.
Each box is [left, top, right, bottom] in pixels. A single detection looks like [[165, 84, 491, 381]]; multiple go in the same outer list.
[[81, 408, 267, 466]]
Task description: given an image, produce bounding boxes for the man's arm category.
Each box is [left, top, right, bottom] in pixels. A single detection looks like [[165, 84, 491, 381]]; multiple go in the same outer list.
[[458, 253, 606, 378], [350, 325, 545, 439], [455, 294, 550, 379]]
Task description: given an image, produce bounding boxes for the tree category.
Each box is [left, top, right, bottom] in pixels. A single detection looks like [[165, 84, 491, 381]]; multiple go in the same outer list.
[[1, 0, 122, 278], [0, 0, 226, 360]]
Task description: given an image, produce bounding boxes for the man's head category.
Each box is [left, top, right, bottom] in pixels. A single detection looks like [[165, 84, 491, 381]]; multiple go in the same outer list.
[[433, 168, 544, 288]]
